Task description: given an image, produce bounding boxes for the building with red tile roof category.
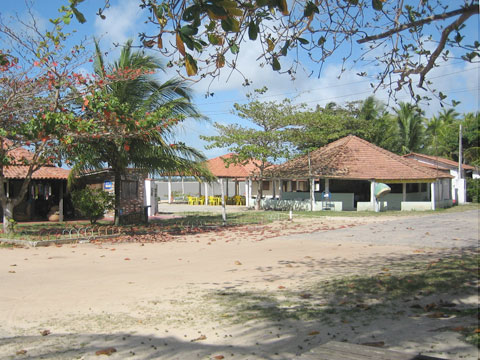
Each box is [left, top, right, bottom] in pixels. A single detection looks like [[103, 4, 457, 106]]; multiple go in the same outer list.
[[263, 135, 453, 212], [1, 145, 71, 221], [403, 152, 479, 204], [205, 153, 262, 179]]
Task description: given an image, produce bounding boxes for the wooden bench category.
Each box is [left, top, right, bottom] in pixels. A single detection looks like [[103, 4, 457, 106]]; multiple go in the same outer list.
[[295, 341, 446, 360]]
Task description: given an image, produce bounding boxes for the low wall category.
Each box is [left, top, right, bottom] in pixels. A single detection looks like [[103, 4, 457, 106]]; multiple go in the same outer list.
[[260, 199, 343, 211], [401, 201, 432, 211], [280, 192, 353, 211]]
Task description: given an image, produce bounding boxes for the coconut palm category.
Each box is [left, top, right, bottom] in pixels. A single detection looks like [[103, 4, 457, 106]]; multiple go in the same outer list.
[[394, 102, 425, 154], [71, 40, 212, 225]]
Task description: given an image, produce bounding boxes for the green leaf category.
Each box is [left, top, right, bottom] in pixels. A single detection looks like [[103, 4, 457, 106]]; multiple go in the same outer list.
[[372, 0, 383, 11], [317, 36, 326, 46], [304, 1, 319, 17], [182, 5, 199, 21], [230, 43, 240, 54], [280, 40, 290, 56], [71, 7, 86, 23], [180, 25, 198, 36], [185, 53, 198, 76], [272, 57, 281, 71], [346, 0, 359, 5], [297, 38, 309, 45], [248, 21, 258, 41]]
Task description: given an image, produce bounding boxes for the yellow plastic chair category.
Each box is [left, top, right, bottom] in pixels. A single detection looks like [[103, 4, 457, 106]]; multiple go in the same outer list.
[[198, 196, 205, 205], [188, 196, 196, 205]]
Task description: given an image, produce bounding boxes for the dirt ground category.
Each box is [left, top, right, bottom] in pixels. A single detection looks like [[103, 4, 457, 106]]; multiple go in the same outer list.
[[0, 209, 478, 360]]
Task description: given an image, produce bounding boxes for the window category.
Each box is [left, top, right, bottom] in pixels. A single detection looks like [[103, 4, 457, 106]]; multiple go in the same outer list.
[[262, 181, 270, 191], [121, 181, 138, 200]]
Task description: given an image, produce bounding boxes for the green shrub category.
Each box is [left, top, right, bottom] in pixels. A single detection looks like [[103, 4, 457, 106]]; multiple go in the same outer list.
[[72, 188, 114, 224], [466, 178, 480, 203]]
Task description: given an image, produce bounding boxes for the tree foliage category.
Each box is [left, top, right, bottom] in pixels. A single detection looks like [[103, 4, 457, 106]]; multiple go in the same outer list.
[[200, 88, 297, 209], [72, 0, 479, 103], [69, 40, 212, 225], [71, 187, 114, 224]]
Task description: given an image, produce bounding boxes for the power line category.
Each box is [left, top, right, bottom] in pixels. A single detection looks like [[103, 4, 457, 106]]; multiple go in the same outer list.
[[195, 65, 479, 107]]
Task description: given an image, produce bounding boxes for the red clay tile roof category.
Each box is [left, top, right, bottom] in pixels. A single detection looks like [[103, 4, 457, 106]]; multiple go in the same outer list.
[[2, 141, 69, 180], [206, 153, 262, 178], [403, 152, 475, 170], [266, 135, 452, 181], [4, 165, 70, 180]]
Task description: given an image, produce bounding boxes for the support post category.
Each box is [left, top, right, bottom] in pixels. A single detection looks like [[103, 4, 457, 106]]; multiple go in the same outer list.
[[402, 183, 407, 202], [325, 178, 330, 193], [58, 181, 64, 222], [310, 177, 315, 211], [272, 179, 276, 199], [279, 180, 283, 200], [431, 182, 436, 210], [167, 176, 172, 204], [370, 180, 377, 212], [220, 178, 227, 225], [204, 182, 209, 205]]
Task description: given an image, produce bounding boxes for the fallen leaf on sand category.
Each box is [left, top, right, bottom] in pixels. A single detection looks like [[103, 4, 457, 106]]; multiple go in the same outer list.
[[191, 335, 207, 342], [300, 293, 312, 299], [362, 341, 385, 347], [234, 260, 242, 265], [95, 347, 117, 356], [124, 258, 130, 261], [308, 331, 319, 336], [40, 330, 51, 336], [10, 264, 17, 266], [452, 326, 465, 332], [278, 286, 285, 289], [16, 349, 27, 355], [8, 271, 15, 273], [213, 356, 225, 359]]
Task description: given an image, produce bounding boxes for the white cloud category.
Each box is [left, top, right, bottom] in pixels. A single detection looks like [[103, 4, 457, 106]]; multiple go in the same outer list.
[[94, 0, 146, 49]]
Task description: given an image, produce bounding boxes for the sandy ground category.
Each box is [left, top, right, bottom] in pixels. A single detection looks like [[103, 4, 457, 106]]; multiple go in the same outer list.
[[0, 209, 478, 360]]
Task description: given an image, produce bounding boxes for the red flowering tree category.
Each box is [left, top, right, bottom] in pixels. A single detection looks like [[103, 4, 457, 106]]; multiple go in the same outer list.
[[0, 6, 98, 233]]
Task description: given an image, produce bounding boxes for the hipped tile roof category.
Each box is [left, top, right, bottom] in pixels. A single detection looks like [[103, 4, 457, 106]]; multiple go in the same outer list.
[[266, 135, 452, 181], [4, 165, 70, 180], [206, 153, 261, 179], [2, 142, 69, 180], [403, 152, 475, 171]]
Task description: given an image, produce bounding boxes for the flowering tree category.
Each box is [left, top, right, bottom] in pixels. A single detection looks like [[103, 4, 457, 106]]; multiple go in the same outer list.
[[0, 5, 96, 233]]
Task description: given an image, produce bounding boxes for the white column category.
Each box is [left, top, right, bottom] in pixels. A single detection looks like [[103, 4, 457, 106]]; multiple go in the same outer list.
[[325, 178, 330, 193], [402, 183, 407, 202], [245, 180, 249, 207], [370, 180, 377, 212], [279, 180, 283, 200], [310, 178, 315, 211], [431, 182, 436, 210], [226, 178, 229, 197], [167, 176, 172, 204], [220, 178, 226, 224], [145, 179, 152, 215], [204, 182, 209, 205], [272, 179, 276, 199], [181, 177, 185, 196]]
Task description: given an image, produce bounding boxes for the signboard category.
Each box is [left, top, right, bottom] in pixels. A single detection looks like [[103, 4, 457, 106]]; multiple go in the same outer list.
[[104, 181, 113, 190]]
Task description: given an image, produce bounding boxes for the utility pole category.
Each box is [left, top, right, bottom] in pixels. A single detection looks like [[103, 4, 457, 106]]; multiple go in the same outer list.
[[458, 124, 463, 178]]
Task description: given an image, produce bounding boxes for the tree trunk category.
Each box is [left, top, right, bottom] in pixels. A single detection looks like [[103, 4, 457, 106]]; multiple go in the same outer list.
[[114, 171, 121, 226], [2, 200, 15, 234], [255, 179, 263, 210]]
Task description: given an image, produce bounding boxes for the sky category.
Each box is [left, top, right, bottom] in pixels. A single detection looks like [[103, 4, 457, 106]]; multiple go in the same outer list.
[[1, 0, 479, 159]]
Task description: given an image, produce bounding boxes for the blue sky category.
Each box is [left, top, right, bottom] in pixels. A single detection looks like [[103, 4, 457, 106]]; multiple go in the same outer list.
[[2, 0, 479, 159]]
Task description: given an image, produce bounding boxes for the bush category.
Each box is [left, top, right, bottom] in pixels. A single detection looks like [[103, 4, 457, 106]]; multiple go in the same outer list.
[[466, 178, 480, 203], [72, 188, 114, 224]]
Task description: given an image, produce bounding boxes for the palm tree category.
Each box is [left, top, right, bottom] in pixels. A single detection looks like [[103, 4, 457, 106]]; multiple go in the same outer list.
[[394, 102, 425, 154], [72, 40, 212, 225]]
